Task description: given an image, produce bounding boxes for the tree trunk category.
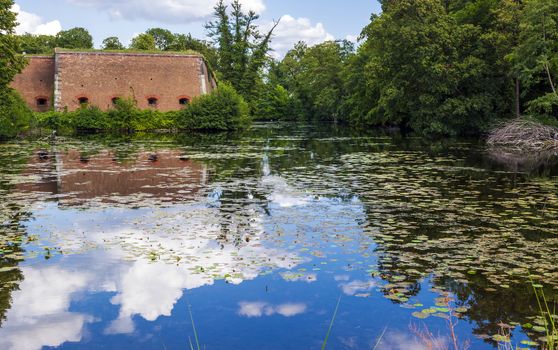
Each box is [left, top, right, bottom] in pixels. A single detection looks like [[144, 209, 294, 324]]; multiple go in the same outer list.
[[515, 78, 521, 118]]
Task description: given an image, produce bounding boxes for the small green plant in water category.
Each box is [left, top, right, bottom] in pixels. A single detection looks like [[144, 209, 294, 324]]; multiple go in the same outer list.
[[321, 296, 341, 350], [532, 281, 557, 350]]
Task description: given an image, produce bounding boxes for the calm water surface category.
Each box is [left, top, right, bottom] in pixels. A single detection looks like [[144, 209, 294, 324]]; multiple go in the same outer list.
[[0, 123, 557, 350]]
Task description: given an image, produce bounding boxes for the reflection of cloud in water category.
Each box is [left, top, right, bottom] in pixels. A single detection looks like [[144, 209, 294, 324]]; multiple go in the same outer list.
[[0, 267, 93, 350], [280, 271, 317, 283], [238, 302, 307, 318], [7, 171, 366, 347], [15, 201, 303, 339], [334, 275, 351, 282], [340, 280, 376, 296], [263, 175, 311, 207], [377, 331, 448, 350]]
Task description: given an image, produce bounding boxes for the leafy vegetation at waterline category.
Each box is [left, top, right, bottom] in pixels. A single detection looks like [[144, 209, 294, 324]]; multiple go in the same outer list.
[[37, 85, 251, 133]]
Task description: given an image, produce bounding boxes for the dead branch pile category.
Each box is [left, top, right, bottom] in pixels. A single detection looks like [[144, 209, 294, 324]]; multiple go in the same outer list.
[[487, 118, 558, 152]]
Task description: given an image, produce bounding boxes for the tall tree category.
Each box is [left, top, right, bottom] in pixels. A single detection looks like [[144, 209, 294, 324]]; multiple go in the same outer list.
[[0, 0, 31, 139], [511, 0, 558, 120], [205, 0, 279, 99], [56, 27, 93, 49], [0, 0, 26, 87]]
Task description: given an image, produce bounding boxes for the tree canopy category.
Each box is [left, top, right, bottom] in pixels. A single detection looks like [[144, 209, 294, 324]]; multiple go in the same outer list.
[[56, 27, 93, 49]]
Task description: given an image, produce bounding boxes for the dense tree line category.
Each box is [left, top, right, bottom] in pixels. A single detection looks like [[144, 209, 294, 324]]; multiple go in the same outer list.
[[273, 0, 558, 135]]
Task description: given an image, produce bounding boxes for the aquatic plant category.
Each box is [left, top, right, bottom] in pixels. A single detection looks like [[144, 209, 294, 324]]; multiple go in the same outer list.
[[321, 296, 341, 350], [532, 283, 557, 350]]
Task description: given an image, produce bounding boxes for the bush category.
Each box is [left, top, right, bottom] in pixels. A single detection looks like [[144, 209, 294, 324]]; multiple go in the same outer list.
[[0, 89, 33, 139], [71, 105, 109, 131], [177, 83, 251, 131], [35, 85, 251, 134]]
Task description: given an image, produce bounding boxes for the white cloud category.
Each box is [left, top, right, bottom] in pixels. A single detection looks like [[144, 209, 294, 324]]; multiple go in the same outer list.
[[267, 15, 335, 59], [237, 302, 307, 318], [12, 4, 62, 35], [66, 0, 265, 23]]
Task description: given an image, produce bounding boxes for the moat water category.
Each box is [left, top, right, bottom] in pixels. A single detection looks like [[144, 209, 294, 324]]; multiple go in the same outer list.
[[0, 123, 557, 350]]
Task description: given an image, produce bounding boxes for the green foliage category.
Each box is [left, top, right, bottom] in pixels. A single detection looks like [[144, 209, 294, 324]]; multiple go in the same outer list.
[[102, 36, 125, 50], [274, 40, 355, 121], [145, 28, 175, 51], [510, 0, 558, 122], [37, 98, 178, 132], [36, 88, 248, 133], [130, 33, 156, 51], [205, 0, 278, 100], [56, 27, 93, 49], [0, 1, 30, 139], [251, 83, 302, 121], [0, 89, 33, 139], [177, 83, 251, 131], [19, 33, 57, 54], [0, 0, 26, 87]]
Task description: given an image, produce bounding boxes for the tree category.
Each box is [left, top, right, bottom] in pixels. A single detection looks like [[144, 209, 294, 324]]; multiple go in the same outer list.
[[145, 28, 174, 51], [18, 33, 57, 54], [102, 36, 125, 50], [129, 33, 156, 51], [0, 0, 31, 139], [56, 27, 93, 49], [511, 0, 558, 120], [275, 41, 352, 121], [205, 0, 279, 100], [0, 0, 26, 87]]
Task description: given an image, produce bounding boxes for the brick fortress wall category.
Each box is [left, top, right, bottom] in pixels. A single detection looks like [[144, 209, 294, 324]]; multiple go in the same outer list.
[[10, 56, 55, 112], [11, 50, 215, 112]]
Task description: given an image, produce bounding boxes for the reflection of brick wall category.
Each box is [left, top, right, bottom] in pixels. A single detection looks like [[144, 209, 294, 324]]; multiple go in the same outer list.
[[10, 56, 55, 112], [11, 50, 214, 112], [16, 149, 207, 205]]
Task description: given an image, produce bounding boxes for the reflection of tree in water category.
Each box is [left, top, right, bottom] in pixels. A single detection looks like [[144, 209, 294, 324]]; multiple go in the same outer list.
[[350, 138, 558, 345], [0, 150, 32, 327]]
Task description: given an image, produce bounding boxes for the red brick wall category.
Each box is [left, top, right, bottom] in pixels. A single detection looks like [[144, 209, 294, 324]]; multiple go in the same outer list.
[[55, 51, 212, 112], [10, 56, 55, 112]]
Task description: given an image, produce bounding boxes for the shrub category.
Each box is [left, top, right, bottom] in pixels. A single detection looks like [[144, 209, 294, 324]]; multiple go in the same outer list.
[[107, 97, 137, 131], [71, 105, 108, 131], [0, 89, 33, 139], [177, 83, 251, 131]]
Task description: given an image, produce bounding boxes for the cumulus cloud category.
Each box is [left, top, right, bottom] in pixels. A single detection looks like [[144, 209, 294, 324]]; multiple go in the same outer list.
[[12, 4, 62, 35], [66, 0, 265, 23], [266, 15, 335, 58]]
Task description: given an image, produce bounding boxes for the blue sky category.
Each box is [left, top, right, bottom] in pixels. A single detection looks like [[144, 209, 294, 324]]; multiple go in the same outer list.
[[13, 0, 381, 56]]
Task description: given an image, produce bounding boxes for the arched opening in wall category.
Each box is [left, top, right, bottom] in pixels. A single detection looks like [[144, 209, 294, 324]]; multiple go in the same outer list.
[[147, 97, 158, 107], [112, 97, 120, 105], [78, 97, 89, 105], [179, 98, 190, 106], [36, 97, 48, 107]]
